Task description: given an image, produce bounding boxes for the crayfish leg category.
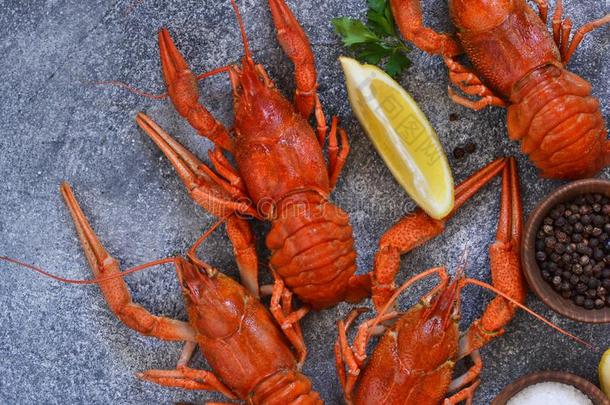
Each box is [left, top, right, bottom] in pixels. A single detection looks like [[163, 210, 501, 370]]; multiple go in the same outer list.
[[459, 157, 525, 358], [445, 378, 481, 405], [135, 113, 256, 217], [158, 28, 234, 152], [60, 182, 197, 342], [389, 0, 461, 57], [267, 272, 310, 367], [268, 0, 318, 119], [138, 366, 237, 399], [268, 0, 339, 153], [444, 56, 507, 111], [370, 158, 507, 310]]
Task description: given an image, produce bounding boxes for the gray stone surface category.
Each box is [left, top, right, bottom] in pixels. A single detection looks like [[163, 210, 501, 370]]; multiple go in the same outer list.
[[0, 0, 608, 403]]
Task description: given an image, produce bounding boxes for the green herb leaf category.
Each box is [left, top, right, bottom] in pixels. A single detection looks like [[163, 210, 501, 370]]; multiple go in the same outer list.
[[367, 0, 386, 13], [332, 17, 379, 47], [332, 0, 411, 77], [356, 42, 393, 65], [384, 49, 411, 77], [366, 0, 395, 37]]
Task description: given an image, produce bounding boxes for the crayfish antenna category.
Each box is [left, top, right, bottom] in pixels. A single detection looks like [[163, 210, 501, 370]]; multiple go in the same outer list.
[[0, 255, 177, 285], [92, 80, 168, 100], [463, 278, 595, 350], [455, 248, 470, 278], [375, 267, 447, 323], [230, 0, 253, 62], [0, 216, 226, 286]]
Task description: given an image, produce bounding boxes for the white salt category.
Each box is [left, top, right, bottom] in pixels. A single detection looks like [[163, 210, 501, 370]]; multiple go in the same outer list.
[[507, 381, 593, 405]]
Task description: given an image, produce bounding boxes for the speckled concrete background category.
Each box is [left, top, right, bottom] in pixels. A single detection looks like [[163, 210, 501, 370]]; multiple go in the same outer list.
[[0, 0, 608, 404]]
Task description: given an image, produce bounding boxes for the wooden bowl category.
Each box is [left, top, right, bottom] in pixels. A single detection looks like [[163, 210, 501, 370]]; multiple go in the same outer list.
[[492, 371, 610, 405], [522, 179, 610, 323]]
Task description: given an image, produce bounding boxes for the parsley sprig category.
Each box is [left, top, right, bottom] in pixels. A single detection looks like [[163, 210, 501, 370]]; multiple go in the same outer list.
[[332, 0, 412, 77]]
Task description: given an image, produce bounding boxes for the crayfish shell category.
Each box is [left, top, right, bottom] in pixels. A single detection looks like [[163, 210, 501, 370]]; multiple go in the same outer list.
[[267, 199, 357, 310], [508, 64, 609, 179]]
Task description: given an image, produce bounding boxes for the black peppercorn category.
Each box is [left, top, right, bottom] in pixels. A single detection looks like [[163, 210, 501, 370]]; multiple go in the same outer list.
[[453, 147, 465, 159], [556, 231, 569, 243], [588, 278, 600, 289], [572, 264, 583, 274], [584, 264, 593, 276], [584, 299, 595, 309]]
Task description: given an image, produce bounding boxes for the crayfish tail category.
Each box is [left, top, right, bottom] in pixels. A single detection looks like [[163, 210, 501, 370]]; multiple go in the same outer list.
[[250, 369, 323, 405], [507, 65, 608, 179], [266, 199, 357, 310]]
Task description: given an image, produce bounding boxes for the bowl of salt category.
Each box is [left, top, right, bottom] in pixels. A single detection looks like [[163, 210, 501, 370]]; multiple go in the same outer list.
[[492, 371, 609, 405]]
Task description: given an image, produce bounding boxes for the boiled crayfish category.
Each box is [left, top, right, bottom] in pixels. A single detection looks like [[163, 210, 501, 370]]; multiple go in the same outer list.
[[139, 0, 372, 321], [390, 0, 609, 179], [335, 160, 588, 404], [343, 157, 524, 403], [335, 266, 589, 405], [57, 183, 322, 404]]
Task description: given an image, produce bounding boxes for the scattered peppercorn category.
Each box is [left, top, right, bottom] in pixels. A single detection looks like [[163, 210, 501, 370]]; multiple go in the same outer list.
[[464, 142, 476, 154], [453, 147, 465, 160], [449, 113, 459, 121], [453, 141, 477, 160], [535, 192, 610, 309]]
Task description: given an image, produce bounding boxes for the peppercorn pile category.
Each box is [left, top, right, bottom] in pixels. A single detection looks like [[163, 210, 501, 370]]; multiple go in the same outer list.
[[536, 193, 610, 310]]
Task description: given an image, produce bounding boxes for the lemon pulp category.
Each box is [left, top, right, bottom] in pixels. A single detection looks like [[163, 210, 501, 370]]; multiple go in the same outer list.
[[340, 57, 454, 219]]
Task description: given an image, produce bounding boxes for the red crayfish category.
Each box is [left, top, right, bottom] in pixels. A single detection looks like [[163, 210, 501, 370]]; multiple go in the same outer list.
[[139, 0, 373, 322], [391, 0, 609, 179], [49, 183, 323, 404], [335, 158, 590, 404]]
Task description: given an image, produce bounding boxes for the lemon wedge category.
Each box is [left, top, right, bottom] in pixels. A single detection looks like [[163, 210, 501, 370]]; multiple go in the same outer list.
[[339, 57, 454, 219], [601, 348, 610, 397]]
